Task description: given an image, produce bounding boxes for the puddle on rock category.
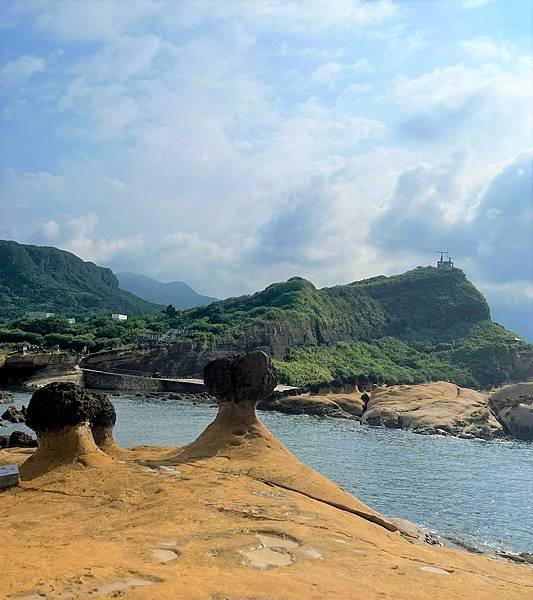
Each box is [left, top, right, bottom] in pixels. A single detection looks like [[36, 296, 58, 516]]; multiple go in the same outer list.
[[255, 534, 299, 550], [240, 547, 293, 569], [151, 548, 180, 563], [420, 566, 452, 575], [90, 576, 159, 595]]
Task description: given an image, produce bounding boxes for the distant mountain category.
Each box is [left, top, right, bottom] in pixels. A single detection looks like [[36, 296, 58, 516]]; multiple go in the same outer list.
[[0, 240, 160, 318], [116, 272, 217, 309]]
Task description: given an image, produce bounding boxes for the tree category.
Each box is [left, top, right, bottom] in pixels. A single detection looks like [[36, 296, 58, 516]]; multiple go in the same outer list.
[[163, 304, 178, 317]]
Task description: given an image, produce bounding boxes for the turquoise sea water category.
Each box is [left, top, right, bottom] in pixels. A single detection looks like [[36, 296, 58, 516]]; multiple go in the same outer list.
[[3, 391, 532, 554]]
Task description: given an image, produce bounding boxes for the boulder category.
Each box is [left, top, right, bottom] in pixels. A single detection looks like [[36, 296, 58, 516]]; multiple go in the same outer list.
[[9, 431, 37, 448], [0, 391, 14, 404], [1, 406, 25, 424], [488, 383, 533, 441], [362, 382, 503, 439], [0, 435, 9, 448], [261, 394, 354, 419]]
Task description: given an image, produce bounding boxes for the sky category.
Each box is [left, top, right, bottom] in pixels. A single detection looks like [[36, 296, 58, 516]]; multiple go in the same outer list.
[[0, 0, 532, 339]]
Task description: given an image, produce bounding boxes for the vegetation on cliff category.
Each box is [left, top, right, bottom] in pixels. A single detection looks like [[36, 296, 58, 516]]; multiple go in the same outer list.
[[0, 240, 160, 319], [0, 247, 528, 388]]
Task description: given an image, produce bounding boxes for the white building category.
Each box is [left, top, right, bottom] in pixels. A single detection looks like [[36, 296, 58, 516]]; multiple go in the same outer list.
[[25, 311, 55, 319], [111, 313, 128, 321], [67, 317, 76, 324]]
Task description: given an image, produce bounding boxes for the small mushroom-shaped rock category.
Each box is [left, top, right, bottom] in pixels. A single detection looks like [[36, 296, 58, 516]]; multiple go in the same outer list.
[[86, 390, 118, 452], [20, 382, 113, 480]]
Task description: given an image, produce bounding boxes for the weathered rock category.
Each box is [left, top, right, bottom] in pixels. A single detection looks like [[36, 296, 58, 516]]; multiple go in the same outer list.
[[362, 382, 504, 439], [0, 350, 82, 388], [20, 382, 113, 480], [86, 390, 118, 452], [488, 383, 533, 441], [152, 351, 396, 534], [386, 517, 441, 546], [8, 431, 37, 448], [204, 351, 277, 404], [260, 394, 353, 418], [0, 435, 9, 448], [0, 391, 14, 404], [1, 405, 25, 424]]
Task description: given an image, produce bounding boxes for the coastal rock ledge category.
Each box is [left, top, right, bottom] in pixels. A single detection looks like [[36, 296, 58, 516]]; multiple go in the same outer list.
[[0, 356, 531, 600], [489, 383, 533, 441], [362, 381, 504, 439]]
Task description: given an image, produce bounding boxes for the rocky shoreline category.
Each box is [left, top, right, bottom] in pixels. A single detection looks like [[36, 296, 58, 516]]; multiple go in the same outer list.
[[1, 352, 531, 599]]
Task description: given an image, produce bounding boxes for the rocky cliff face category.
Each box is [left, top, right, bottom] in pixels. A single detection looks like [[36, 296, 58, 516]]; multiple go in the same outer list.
[[0, 350, 82, 387]]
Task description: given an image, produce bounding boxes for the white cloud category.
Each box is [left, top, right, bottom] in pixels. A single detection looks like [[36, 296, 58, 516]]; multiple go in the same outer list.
[[0, 54, 45, 87], [311, 58, 372, 83], [461, 0, 494, 9], [461, 36, 513, 62], [311, 62, 345, 82]]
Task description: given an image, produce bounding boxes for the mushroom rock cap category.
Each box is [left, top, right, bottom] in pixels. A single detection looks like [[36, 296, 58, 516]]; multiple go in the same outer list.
[[204, 351, 277, 405], [86, 391, 117, 430], [26, 382, 91, 433], [153, 351, 397, 534], [21, 382, 114, 480]]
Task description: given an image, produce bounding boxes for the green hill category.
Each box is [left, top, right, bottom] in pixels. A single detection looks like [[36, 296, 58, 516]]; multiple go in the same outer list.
[[0, 240, 160, 318], [170, 267, 527, 388]]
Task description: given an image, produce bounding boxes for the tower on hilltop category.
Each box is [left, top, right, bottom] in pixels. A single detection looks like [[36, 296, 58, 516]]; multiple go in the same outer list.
[[436, 251, 454, 269]]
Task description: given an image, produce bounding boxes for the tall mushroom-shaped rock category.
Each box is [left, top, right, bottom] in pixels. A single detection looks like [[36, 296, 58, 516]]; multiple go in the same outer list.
[[20, 382, 113, 480], [154, 351, 397, 532]]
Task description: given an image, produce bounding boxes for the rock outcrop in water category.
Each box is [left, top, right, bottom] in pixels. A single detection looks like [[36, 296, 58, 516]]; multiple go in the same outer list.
[[20, 382, 113, 479], [489, 383, 533, 441], [362, 381, 504, 439]]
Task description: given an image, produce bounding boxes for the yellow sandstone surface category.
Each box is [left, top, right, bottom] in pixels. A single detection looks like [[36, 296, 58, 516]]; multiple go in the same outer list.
[[1, 404, 532, 599]]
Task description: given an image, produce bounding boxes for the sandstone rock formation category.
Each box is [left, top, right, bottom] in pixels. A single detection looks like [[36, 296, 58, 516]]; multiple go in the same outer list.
[[362, 381, 503, 439], [86, 390, 119, 453], [489, 383, 533, 441], [20, 382, 113, 479], [154, 351, 397, 532], [0, 350, 82, 388], [0, 354, 532, 599]]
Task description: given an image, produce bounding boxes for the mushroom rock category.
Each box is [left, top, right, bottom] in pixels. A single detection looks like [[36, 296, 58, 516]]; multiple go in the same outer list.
[[85, 390, 120, 454], [153, 351, 397, 533], [20, 382, 114, 480]]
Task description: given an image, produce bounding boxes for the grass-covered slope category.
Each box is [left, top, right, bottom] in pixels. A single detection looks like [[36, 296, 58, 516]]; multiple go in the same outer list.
[[178, 267, 490, 344], [173, 267, 525, 388], [0, 240, 160, 318]]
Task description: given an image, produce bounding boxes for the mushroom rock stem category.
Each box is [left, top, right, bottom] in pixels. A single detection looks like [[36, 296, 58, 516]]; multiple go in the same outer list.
[[90, 425, 115, 450], [153, 351, 397, 533], [85, 391, 122, 456]]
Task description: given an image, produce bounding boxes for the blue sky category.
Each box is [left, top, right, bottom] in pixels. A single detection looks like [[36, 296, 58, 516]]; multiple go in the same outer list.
[[0, 0, 532, 339]]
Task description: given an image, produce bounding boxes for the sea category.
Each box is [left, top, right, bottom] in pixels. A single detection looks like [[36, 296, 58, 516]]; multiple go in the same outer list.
[[3, 390, 532, 554]]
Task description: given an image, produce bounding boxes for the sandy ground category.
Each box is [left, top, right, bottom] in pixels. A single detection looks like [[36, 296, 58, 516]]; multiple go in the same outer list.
[[1, 411, 532, 599]]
